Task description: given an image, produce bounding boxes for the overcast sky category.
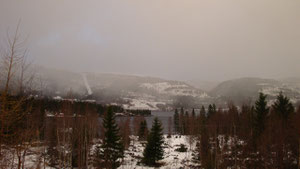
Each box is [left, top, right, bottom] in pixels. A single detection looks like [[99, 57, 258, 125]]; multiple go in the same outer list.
[[1, 0, 300, 81]]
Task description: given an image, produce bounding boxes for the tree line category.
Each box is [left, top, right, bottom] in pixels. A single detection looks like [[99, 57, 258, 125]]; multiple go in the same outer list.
[[174, 92, 300, 169]]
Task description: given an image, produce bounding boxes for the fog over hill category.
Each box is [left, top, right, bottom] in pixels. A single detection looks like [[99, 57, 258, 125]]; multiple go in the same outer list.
[[31, 66, 300, 110], [210, 77, 300, 105], [33, 66, 211, 110], [2, 0, 300, 82], [1, 1, 300, 168]]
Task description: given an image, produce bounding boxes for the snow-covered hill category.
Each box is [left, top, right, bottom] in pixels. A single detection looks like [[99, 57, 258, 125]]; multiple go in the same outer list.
[[32, 66, 210, 110], [140, 82, 209, 98], [31, 67, 300, 108], [210, 77, 300, 105]]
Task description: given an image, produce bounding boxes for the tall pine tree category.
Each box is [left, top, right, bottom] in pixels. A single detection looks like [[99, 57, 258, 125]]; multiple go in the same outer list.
[[254, 92, 269, 138], [192, 108, 196, 117], [200, 106, 206, 118], [272, 92, 294, 125], [94, 107, 124, 169], [207, 104, 216, 119], [184, 111, 189, 135], [142, 117, 164, 166], [180, 107, 185, 135], [270, 92, 297, 168], [173, 108, 180, 134]]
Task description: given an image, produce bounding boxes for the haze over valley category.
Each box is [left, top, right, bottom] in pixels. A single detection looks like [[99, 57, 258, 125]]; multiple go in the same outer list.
[[1, 0, 300, 168], [33, 66, 300, 110]]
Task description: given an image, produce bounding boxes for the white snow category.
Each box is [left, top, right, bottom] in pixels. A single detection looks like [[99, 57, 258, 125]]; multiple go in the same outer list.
[[82, 73, 93, 95], [141, 82, 188, 93], [140, 82, 209, 98], [11, 135, 198, 168], [122, 98, 166, 110], [259, 86, 281, 96], [46, 111, 55, 117], [120, 135, 198, 169], [53, 96, 62, 100], [4, 134, 250, 168]]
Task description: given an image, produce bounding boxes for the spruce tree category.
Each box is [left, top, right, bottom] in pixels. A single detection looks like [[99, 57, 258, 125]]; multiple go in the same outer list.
[[173, 108, 180, 134], [184, 111, 189, 135], [190, 108, 196, 135], [142, 117, 164, 166], [207, 104, 216, 119], [180, 107, 185, 134], [192, 108, 196, 117], [200, 106, 206, 118], [94, 107, 124, 169], [199, 106, 206, 134], [138, 120, 148, 140], [272, 92, 294, 124], [271, 92, 297, 168], [254, 92, 269, 138]]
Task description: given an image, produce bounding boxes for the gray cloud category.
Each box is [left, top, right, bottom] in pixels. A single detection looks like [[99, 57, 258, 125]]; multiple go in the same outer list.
[[1, 0, 300, 81]]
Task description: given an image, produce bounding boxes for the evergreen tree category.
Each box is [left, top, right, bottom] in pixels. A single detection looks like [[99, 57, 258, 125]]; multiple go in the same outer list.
[[190, 108, 196, 135], [272, 92, 294, 124], [94, 107, 124, 169], [93, 144, 102, 168], [253, 93, 269, 138], [192, 108, 196, 118], [142, 117, 164, 166], [180, 107, 185, 134], [213, 104, 217, 111], [173, 108, 180, 134], [198, 106, 206, 135], [207, 104, 216, 119], [200, 106, 206, 118], [138, 120, 148, 140], [184, 111, 189, 135], [270, 92, 297, 168], [194, 106, 214, 168]]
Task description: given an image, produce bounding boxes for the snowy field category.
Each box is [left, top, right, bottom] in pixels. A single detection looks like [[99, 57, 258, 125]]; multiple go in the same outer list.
[[120, 135, 198, 169], [1, 135, 199, 169]]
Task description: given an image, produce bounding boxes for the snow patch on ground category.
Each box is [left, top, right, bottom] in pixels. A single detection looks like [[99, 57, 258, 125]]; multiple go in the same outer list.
[[141, 82, 188, 93], [82, 73, 93, 95], [259, 86, 281, 96], [120, 135, 197, 169], [122, 98, 166, 110], [8, 135, 197, 169], [140, 82, 209, 98]]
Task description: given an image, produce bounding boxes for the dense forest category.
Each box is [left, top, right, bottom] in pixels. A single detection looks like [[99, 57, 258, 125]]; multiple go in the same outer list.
[[173, 92, 300, 168], [1, 84, 300, 168]]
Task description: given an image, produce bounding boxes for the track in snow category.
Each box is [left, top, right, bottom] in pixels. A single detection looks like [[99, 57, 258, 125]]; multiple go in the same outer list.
[[81, 73, 93, 95]]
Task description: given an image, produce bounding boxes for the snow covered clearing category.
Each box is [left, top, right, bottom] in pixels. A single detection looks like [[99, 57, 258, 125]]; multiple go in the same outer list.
[[3, 135, 197, 169], [120, 135, 198, 169], [82, 73, 93, 95], [122, 98, 166, 110], [140, 82, 209, 98]]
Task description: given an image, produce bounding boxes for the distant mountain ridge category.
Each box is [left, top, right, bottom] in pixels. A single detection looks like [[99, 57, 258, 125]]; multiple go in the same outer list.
[[33, 66, 209, 110], [32, 66, 300, 108], [210, 77, 300, 104]]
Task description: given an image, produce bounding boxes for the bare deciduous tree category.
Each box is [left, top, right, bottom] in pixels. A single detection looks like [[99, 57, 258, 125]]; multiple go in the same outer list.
[[0, 22, 36, 169]]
